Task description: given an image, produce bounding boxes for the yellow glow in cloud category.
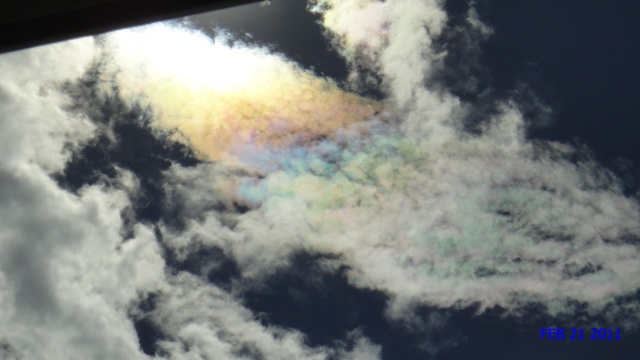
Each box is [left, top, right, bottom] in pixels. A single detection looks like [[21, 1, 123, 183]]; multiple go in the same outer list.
[[107, 24, 381, 163]]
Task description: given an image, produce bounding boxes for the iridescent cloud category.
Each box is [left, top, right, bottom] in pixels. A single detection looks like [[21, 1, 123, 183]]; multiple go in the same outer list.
[[106, 24, 381, 165]]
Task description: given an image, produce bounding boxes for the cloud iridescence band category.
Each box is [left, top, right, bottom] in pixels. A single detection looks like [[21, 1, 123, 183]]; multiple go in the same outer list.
[[107, 24, 381, 164], [102, 9, 640, 325]]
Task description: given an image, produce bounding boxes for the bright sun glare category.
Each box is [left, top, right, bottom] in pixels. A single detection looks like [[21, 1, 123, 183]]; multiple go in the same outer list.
[[106, 24, 381, 163]]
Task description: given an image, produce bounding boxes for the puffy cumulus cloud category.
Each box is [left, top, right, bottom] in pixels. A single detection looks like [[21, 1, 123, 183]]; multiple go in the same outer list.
[[0, 39, 96, 173], [0, 164, 165, 359], [312, 0, 391, 57], [0, 20, 382, 360], [0, 36, 160, 360], [312, 0, 461, 149], [102, 23, 382, 165]]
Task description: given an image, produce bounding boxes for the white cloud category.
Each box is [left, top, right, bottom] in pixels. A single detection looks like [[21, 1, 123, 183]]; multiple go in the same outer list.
[[0, 39, 96, 173], [0, 164, 165, 359], [0, 39, 164, 360], [161, 98, 640, 330], [313, 0, 461, 147], [3, 0, 640, 358], [466, 4, 493, 37], [246, 0, 640, 327], [151, 272, 379, 360], [336, 330, 382, 360], [0, 28, 381, 359]]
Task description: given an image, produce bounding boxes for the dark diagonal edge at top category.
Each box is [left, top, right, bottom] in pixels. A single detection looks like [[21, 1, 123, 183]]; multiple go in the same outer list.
[[0, 0, 261, 54]]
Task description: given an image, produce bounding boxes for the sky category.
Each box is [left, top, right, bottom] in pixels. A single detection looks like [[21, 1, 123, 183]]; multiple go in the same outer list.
[[0, 0, 639, 359]]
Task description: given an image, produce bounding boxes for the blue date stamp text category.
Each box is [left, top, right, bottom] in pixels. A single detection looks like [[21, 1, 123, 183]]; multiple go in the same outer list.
[[540, 327, 621, 341]]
